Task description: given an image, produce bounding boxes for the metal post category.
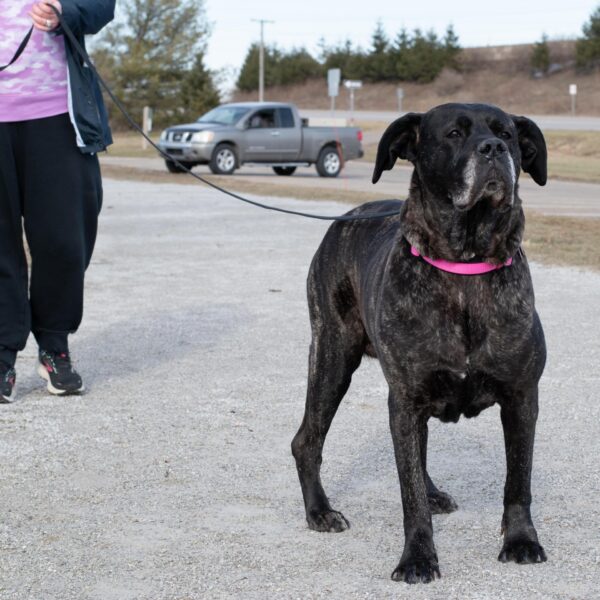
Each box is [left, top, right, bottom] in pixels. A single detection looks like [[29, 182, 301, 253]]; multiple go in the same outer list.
[[142, 106, 151, 150], [252, 19, 274, 102], [396, 87, 404, 113], [569, 84, 577, 116], [343, 80, 362, 125], [259, 21, 264, 102]]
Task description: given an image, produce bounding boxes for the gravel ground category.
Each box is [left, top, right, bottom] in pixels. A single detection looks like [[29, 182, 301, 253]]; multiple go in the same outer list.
[[1, 179, 599, 600]]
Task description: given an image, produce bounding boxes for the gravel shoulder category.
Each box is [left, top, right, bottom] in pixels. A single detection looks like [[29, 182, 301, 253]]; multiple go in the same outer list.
[[1, 179, 599, 599]]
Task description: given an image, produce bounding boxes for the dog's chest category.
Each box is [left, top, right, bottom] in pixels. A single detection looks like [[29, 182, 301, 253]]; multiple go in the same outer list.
[[377, 273, 538, 420]]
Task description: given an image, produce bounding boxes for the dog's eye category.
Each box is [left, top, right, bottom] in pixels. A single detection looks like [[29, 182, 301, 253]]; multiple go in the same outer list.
[[447, 130, 462, 138], [498, 131, 512, 140]]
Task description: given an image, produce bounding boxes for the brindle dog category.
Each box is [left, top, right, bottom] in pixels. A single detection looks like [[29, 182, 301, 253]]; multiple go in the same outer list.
[[291, 103, 548, 583]]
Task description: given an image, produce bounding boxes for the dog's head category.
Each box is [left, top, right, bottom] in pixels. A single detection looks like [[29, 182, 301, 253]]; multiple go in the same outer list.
[[372, 103, 547, 212]]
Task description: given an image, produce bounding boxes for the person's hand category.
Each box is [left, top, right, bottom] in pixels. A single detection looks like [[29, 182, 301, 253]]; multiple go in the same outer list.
[[29, 1, 62, 32]]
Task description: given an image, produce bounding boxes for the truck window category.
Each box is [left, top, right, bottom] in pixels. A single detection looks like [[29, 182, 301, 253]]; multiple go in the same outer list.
[[248, 109, 276, 129], [277, 108, 295, 128], [197, 106, 250, 125]]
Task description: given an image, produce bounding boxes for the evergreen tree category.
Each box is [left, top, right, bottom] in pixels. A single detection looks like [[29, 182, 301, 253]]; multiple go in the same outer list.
[[92, 0, 218, 128], [390, 27, 459, 83], [443, 24, 461, 68], [320, 40, 366, 80], [391, 28, 412, 80], [576, 5, 600, 69], [531, 34, 550, 74], [278, 49, 323, 86], [365, 21, 394, 81], [180, 51, 220, 119], [236, 45, 321, 91], [236, 44, 279, 92]]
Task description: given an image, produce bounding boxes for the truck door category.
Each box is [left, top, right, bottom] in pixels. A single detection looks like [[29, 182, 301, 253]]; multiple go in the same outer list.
[[243, 108, 282, 162], [276, 107, 302, 161]]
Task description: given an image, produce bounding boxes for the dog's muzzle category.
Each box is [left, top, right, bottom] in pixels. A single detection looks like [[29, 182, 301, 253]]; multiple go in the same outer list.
[[452, 141, 517, 211]]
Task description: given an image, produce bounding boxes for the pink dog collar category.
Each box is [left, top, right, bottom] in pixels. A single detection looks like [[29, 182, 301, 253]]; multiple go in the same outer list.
[[410, 246, 513, 275]]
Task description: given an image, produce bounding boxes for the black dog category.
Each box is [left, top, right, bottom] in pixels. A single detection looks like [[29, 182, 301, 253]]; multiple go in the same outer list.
[[291, 103, 548, 583]]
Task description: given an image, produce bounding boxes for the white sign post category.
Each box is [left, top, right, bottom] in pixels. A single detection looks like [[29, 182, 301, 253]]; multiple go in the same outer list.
[[344, 80, 362, 124], [328, 68, 341, 115], [569, 84, 577, 116], [397, 87, 404, 113]]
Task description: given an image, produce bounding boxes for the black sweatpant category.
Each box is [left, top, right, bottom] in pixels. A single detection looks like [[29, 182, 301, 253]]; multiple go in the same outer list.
[[0, 113, 102, 366]]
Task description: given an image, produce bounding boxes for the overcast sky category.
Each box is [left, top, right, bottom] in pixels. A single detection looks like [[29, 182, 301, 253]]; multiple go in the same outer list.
[[203, 0, 598, 79]]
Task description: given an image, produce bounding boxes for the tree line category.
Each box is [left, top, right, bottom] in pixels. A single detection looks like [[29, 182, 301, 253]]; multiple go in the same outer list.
[[236, 23, 461, 91], [91, 1, 600, 129]]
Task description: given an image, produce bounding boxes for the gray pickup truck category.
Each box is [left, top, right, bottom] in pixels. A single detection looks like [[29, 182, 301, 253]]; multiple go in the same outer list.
[[157, 102, 363, 177]]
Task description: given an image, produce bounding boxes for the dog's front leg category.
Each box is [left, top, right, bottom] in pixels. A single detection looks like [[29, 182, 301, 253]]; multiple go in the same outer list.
[[388, 390, 440, 584], [498, 389, 547, 564]]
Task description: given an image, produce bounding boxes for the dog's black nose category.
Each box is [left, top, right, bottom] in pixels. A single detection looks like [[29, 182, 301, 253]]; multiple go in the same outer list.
[[477, 138, 507, 159]]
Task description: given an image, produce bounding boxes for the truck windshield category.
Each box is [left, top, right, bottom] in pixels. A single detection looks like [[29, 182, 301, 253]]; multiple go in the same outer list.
[[197, 106, 250, 125]]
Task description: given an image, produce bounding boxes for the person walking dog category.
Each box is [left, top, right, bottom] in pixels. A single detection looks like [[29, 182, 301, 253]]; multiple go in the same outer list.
[[0, 0, 115, 402]]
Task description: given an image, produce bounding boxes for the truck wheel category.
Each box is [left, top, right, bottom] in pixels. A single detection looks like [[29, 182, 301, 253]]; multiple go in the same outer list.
[[165, 159, 194, 173], [209, 144, 237, 175], [273, 166, 297, 176], [316, 146, 342, 177]]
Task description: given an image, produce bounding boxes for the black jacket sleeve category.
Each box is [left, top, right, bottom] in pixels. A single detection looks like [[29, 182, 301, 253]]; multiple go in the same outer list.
[[58, 0, 116, 36]]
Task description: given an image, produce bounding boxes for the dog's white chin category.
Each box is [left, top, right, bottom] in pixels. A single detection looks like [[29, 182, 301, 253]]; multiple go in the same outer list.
[[452, 183, 514, 212]]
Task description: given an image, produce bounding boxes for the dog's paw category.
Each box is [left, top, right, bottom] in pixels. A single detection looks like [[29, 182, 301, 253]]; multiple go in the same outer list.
[[427, 490, 458, 514], [498, 538, 547, 564], [306, 509, 350, 533], [391, 556, 441, 584]]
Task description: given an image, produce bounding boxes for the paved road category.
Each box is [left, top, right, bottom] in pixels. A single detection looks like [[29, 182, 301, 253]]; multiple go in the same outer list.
[[302, 109, 600, 132], [1, 179, 599, 599], [101, 155, 600, 218]]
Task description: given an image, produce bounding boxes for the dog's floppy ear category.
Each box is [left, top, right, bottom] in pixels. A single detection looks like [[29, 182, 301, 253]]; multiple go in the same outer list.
[[372, 113, 422, 184], [511, 115, 547, 186]]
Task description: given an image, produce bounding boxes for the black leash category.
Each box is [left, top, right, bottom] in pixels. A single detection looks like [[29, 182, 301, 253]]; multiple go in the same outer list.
[[0, 26, 33, 71], [8, 8, 402, 222]]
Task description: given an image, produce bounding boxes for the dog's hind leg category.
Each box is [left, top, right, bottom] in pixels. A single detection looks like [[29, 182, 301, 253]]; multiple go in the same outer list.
[[419, 421, 458, 514], [291, 322, 364, 533]]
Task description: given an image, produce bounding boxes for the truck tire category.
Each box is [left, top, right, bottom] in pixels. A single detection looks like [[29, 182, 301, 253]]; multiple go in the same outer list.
[[165, 159, 194, 173], [209, 144, 237, 175], [273, 166, 297, 176], [316, 146, 342, 177]]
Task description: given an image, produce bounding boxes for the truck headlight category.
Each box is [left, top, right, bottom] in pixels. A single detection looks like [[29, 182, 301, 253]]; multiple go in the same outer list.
[[191, 131, 215, 143], [159, 130, 168, 141]]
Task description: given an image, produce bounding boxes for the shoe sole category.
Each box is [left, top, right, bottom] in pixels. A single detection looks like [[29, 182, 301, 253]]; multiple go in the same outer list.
[[37, 364, 85, 396], [1, 393, 14, 404]]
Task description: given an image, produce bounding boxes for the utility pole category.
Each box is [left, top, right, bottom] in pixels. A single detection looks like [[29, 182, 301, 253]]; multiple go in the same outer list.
[[251, 19, 274, 102]]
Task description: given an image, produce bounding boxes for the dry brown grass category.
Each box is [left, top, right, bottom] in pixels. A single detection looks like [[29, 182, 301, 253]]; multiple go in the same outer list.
[[105, 133, 161, 158], [101, 164, 600, 271], [523, 213, 600, 270]]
